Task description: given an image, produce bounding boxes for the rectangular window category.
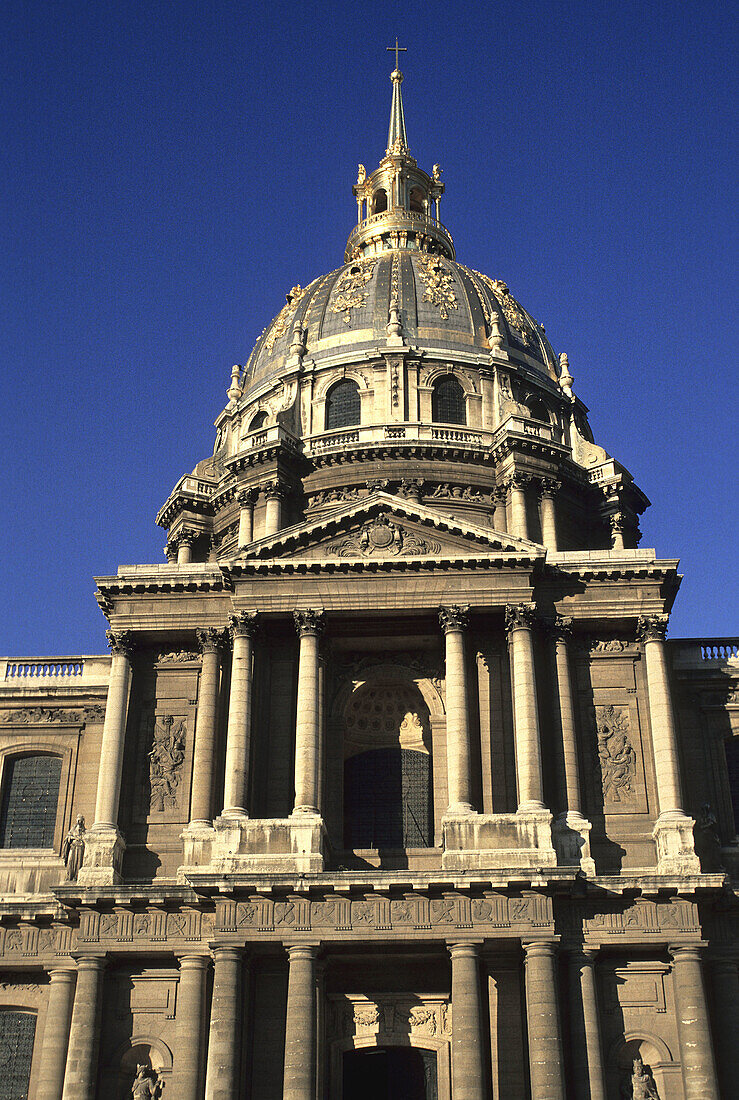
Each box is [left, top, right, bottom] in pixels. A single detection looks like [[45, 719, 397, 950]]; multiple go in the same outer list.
[[0, 755, 62, 848]]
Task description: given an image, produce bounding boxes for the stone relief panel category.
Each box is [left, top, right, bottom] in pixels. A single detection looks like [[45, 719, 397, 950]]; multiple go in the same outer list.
[[597, 705, 637, 805]]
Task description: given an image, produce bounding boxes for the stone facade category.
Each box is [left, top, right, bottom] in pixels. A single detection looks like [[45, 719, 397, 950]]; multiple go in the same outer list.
[[1, 64, 738, 1100]]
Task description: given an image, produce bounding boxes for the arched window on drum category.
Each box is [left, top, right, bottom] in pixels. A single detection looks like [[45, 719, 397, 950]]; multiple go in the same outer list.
[[343, 682, 433, 850], [431, 374, 466, 425], [325, 379, 361, 430]]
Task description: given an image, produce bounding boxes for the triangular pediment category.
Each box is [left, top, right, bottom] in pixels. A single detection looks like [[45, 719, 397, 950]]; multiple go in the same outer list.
[[231, 493, 543, 564]]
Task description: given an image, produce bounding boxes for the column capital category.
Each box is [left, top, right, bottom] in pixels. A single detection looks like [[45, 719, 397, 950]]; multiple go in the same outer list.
[[263, 479, 288, 501], [195, 626, 229, 653], [567, 945, 599, 965], [669, 942, 708, 963], [636, 613, 669, 643], [538, 477, 561, 499], [544, 613, 573, 641], [510, 472, 531, 490], [522, 939, 559, 959], [505, 602, 537, 634], [211, 944, 245, 962], [228, 611, 259, 639], [492, 485, 508, 506], [237, 487, 259, 507], [448, 941, 482, 959], [165, 540, 178, 563], [439, 605, 470, 633], [285, 943, 318, 961], [72, 953, 108, 970], [105, 629, 134, 659], [176, 952, 211, 967], [293, 609, 325, 637], [46, 964, 77, 981]]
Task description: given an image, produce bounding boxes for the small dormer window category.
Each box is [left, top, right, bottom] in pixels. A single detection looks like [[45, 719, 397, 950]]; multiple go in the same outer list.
[[249, 411, 267, 432]]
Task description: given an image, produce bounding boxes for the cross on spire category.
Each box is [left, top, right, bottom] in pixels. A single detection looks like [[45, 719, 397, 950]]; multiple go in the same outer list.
[[386, 37, 407, 71]]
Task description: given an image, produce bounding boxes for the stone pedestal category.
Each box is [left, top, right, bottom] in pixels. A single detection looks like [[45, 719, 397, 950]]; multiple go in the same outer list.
[[671, 945, 719, 1100], [523, 941, 565, 1100], [283, 945, 317, 1100], [76, 826, 125, 888], [201, 813, 326, 875], [36, 966, 76, 1100], [205, 947, 243, 1100], [61, 956, 105, 1100], [449, 943, 486, 1100], [442, 810, 556, 870]]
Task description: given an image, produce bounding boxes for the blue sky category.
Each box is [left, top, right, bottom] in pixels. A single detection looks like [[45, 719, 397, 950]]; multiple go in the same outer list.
[[1, 0, 737, 654]]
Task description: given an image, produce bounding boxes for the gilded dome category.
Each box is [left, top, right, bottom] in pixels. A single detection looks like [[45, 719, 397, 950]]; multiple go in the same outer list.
[[240, 253, 558, 404]]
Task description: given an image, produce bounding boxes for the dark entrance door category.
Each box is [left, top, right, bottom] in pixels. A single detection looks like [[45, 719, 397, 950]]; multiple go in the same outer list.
[[342, 1046, 437, 1099]]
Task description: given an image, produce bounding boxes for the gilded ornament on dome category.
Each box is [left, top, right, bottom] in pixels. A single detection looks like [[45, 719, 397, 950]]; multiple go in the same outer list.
[[330, 259, 377, 323], [264, 284, 308, 351], [416, 255, 458, 320], [471, 270, 532, 346]]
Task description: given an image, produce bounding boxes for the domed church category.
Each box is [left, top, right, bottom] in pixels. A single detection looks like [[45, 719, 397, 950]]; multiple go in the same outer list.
[[0, 56, 737, 1100]]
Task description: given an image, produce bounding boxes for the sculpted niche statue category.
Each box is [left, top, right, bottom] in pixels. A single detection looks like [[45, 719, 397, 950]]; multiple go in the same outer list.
[[132, 1065, 159, 1099], [631, 1055, 658, 1099], [62, 814, 85, 881]]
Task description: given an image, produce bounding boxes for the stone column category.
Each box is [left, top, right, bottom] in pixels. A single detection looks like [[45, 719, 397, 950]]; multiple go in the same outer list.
[[79, 631, 133, 885], [523, 941, 565, 1100], [283, 945, 317, 1100], [568, 949, 606, 1100], [174, 954, 210, 1100], [189, 628, 225, 825], [449, 942, 486, 1100], [292, 611, 324, 815], [548, 616, 593, 870], [36, 966, 76, 1100], [609, 514, 625, 550], [264, 481, 285, 536], [61, 956, 106, 1100], [439, 606, 474, 813], [479, 368, 494, 428], [708, 954, 739, 1097], [492, 486, 508, 533], [508, 474, 529, 539], [505, 605, 545, 811], [221, 612, 258, 817], [177, 530, 196, 565], [204, 947, 243, 1100], [671, 945, 719, 1100], [237, 488, 257, 547], [538, 478, 560, 551], [637, 615, 699, 871]]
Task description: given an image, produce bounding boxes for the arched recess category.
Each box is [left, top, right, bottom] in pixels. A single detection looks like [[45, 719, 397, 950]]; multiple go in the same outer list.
[[331, 1034, 451, 1100], [409, 187, 426, 214], [247, 410, 268, 432], [110, 1036, 173, 1100], [373, 189, 388, 215], [608, 1031, 677, 1100], [342, 680, 434, 850]]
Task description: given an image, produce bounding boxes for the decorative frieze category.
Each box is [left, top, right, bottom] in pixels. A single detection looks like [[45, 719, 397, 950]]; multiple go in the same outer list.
[[0, 707, 82, 724]]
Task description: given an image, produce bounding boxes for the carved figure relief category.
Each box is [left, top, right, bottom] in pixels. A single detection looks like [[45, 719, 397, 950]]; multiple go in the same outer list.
[[148, 715, 186, 811], [0, 706, 79, 724], [596, 704, 636, 803], [416, 255, 458, 320], [331, 260, 377, 323], [157, 650, 200, 664], [327, 515, 440, 557]]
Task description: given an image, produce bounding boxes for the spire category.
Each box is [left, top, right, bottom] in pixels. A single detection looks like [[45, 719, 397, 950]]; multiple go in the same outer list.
[[386, 38, 408, 154]]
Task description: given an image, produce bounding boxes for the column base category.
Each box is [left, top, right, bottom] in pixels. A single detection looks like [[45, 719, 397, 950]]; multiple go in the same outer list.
[[441, 809, 557, 870], [76, 825, 125, 886], [652, 812, 701, 875], [196, 814, 327, 875], [552, 811, 596, 875]]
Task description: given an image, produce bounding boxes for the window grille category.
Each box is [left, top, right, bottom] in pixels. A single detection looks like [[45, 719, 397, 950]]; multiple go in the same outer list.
[[431, 375, 465, 425], [344, 747, 432, 848], [0, 755, 62, 848], [325, 380, 361, 430], [0, 1011, 36, 1100]]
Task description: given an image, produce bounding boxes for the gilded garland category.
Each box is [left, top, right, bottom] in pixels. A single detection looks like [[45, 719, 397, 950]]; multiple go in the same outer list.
[[416, 255, 458, 320], [331, 259, 377, 323]]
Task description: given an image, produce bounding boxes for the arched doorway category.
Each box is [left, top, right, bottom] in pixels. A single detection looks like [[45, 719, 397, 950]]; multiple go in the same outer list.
[[343, 682, 433, 849], [342, 1046, 437, 1100]]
